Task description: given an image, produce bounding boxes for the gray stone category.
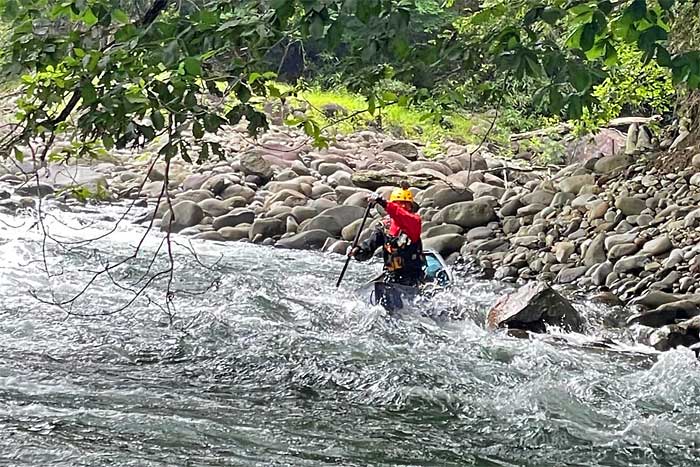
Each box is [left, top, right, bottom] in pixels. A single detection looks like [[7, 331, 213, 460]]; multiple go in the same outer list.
[[249, 218, 286, 240], [192, 231, 225, 241], [649, 316, 700, 352], [302, 215, 343, 237], [319, 205, 365, 228], [615, 196, 646, 216], [594, 154, 633, 174], [430, 187, 474, 209], [522, 190, 555, 206], [240, 152, 274, 180], [469, 182, 505, 199], [466, 226, 493, 242], [554, 242, 575, 263], [423, 224, 463, 238], [219, 226, 251, 241], [642, 235, 672, 256], [558, 174, 595, 194], [486, 281, 583, 333], [161, 201, 205, 233], [276, 229, 333, 250], [590, 261, 612, 286], [612, 254, 649, 274], [500, 198, 523, 217], [608, 243, 638, 260], [433, 200, 497, 229], [550, 192, 576, 208], [422, 234, 467, 257], [556, 266, 588, 284], [583, 233, 607, 267], [212, 209, 255, 230], [15, 183, 54, 197]]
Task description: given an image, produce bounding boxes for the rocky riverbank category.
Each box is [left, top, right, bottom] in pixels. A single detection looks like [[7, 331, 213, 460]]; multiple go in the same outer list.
[[2, 119, 700, 352]]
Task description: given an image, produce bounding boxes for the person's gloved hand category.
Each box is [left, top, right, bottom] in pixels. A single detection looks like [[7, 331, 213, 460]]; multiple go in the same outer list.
[[368, 192, 386, 208]]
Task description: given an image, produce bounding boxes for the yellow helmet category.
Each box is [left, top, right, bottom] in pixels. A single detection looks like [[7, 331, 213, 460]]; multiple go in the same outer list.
[[389, 185, 414, 203]]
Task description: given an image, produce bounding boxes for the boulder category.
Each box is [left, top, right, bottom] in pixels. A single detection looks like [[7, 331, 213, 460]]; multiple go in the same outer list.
[[612, 254, 649, 274], [212, 209, 255, 230], [608, 243, 638, 260], [649, 316, 700, 352], [423, 224, 463, 238], [627, 300, 700, 328], [249, 218, 285, 240], [381, 141, 420, 160], [240, 152, 274, 180], [161, 201, 204, 233], [522, 190, 555, 206], [469, 182, 505, 199], [276, 229, 333, 250], [422, 234, 467, 257], [583, 233, 607, 267], [219, 226, 252, 241], [593, 154, 633, 174], [351, 169, 441, 190], [430, 187, 474, 209], [319, 205, 365, 228], [433, 200, 497, 229], [486, 282, 583, 333], [615, 196, 646, 216], [556, 266, 588, 284], [558, 174, 595, 194], [15, 183, 55, 197], [301, 215, 344, 237], [642, 235, 673, 256]]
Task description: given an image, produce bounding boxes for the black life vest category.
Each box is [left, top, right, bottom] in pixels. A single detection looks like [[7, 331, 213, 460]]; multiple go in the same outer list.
[[382, 231, 424, 285]]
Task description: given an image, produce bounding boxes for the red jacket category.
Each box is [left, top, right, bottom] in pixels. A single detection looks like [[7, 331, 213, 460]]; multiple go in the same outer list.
[[384, 202, 421, 242]]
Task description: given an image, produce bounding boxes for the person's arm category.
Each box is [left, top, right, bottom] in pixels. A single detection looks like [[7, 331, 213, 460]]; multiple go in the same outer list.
[[384, 202, 422, 243], [353, 226, 385, 261]]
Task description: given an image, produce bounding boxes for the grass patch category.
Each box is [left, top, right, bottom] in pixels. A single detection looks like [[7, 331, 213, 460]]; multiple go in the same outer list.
[[287, 86, 497, 156]]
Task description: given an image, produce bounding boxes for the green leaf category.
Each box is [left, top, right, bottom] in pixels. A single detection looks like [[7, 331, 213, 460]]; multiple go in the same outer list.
[[151, 111, 165, 130], [656, 45, 672, 67], [570, 66, 592, 91], [540, 8, 564, 25], [237, 84, 251, 103], [82, 8, 98, 27], [309, 15, 324, 39], [627, 0, 646, 22], [193, 120, 204, 139], [14, 147, 23, 163], [604, 43, 618, 66], [112, 9, 129, 25], [549, 87, 564, 114], [102, 134, 114, 150], [580, 23, 597, 52], [659, 0, 674, 10], [567, 95, 583, 119], [3, 0, 18, 20], [183, 57, 202, 76], [81, 83, 97, 105]]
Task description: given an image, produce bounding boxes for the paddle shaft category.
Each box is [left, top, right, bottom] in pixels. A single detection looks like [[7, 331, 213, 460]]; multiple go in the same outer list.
[[336, 202, 372, 288]]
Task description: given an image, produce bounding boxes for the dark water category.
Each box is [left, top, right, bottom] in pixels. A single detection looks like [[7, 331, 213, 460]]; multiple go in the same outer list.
[[1, 205, 700, 467]]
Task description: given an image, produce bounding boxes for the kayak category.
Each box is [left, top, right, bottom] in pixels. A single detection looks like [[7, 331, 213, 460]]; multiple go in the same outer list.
[[354, 249, 453, 312]]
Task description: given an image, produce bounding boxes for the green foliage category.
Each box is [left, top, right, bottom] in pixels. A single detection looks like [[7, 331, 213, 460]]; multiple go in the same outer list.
[[0, 0, 697, 165], [576, 43, 675, 131], [57, 183, 110, 203]]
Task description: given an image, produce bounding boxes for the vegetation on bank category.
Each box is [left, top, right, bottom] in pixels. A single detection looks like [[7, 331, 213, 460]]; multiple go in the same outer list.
[[0, 0, 696, 166]]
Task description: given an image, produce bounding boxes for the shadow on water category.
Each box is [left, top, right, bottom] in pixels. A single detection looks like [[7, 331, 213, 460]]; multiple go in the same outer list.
[[1, 206, 700, 466]]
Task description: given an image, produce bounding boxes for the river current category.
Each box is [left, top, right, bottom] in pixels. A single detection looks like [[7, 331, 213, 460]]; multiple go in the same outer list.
[[1, 203, 700, 467]]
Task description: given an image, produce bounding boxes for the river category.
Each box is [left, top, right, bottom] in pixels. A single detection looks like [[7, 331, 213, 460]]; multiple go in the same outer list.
[[1, 203, 700, 467]]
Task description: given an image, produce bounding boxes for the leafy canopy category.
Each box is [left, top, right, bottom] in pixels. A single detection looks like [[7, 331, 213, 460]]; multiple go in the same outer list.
[[0, 0, 697, 163]]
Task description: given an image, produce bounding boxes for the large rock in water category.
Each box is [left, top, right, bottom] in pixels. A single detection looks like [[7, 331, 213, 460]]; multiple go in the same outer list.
[[276, 229, 333, 250], [161, 201, 204, 233], [422, 234, 466, 257], [433, 200, 497, 229], [649, 316, 700, 351], [487, 282, 584, 333]]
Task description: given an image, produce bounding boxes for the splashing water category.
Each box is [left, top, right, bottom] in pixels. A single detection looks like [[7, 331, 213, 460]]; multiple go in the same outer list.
[[1, 203, 699, 467]]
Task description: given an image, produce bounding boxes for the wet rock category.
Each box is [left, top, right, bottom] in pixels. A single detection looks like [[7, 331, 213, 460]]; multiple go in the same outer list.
[[15, 183, 55, 197], [161, 201, 204, 233], [486, 281, 583, 333], [192, 231, 225, 241], [212, 209, 255, 230], [302, 215, 344, 237], [249, 218, 286, 240], [649, 316, 700, 351], [433, 200, 497, 229], [627, 300, 700, 328], [422, 234, 466, 257], [556, 266, 588, 284], [276, 229, 333, 250], [219, 225, 252, 241], [423, 224, 463, 238], [629, 290, 689, 309]]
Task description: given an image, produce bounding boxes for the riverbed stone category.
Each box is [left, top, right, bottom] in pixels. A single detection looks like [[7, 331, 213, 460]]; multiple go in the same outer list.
[[422, 234, 467, 257], [219, 225, 252, 241], [615, 196, 646, 216], [212, 209, 255, 230], [161, 200, 204, 233], [433, 200, 497, 229], [249, 218, 286, 240], [276, 229, 333, 250], [642, 235, 673, 256], [486, 281, 583, 333]]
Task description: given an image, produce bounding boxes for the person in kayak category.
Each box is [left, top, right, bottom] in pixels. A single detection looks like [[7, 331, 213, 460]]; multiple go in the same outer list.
[[350, 182, 424, 287]]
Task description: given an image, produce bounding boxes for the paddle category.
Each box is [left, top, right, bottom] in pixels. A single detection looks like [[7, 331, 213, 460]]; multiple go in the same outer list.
[[336, 202, 372, 288]]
